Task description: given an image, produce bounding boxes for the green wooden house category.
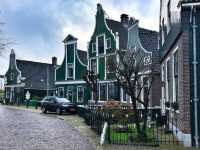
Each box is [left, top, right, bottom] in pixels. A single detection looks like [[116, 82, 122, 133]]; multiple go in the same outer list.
[[55, 3, 160, 107], [4, 49, 57, 104], [55, 35, 90, 104]]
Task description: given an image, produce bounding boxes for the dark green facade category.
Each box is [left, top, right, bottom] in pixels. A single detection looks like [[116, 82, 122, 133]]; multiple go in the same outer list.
[[55, 35, 90, 104]]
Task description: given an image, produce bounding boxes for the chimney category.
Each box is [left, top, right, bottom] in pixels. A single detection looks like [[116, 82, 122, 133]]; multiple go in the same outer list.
[[52, 57, 57, 66], [121, 14, 129, 28]]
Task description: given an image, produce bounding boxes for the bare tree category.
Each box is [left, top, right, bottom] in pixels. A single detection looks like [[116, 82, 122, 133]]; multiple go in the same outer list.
[[107, 48, 155, 139], [83, 70, 99, 104], [0, 21, 10, 56]]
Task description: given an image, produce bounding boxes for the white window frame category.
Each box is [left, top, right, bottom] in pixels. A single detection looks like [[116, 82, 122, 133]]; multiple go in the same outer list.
[[106, 38, 111, 49], [92, 43, 96, 53], [77, 86, 84, 103], [10, 73, 14, 81], [172, 47, 178, 103], [90, 59, 97, 75], [58, 87, 64, 97], [67, 88, 73, 101], [67, 63, 74, 79], [99, 83, 107, 102], [97, 34, 105, 55], [166, 58, 170, 103]]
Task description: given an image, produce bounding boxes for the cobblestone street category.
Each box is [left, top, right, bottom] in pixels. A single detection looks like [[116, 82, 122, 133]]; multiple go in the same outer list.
[[0, 105, 94, 150]]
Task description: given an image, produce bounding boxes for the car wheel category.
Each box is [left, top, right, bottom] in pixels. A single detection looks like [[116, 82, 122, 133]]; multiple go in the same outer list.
[[56, 107, 61, 115], [41, 107, 47, 114]]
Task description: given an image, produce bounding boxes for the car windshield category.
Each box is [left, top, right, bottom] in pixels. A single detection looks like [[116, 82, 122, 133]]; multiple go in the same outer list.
[[56, 98, 70, 103]]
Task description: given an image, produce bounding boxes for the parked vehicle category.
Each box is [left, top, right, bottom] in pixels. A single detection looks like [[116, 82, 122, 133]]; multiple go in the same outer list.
[[41, 96, 76, 114]]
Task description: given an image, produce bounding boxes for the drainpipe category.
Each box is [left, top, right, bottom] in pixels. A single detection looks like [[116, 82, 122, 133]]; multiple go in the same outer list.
[[181, 2, 199, 147], [192, 7, 199, 148]]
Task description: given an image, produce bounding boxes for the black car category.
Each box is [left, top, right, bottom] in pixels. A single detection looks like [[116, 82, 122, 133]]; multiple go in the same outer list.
[[41, 96, 76, 114]]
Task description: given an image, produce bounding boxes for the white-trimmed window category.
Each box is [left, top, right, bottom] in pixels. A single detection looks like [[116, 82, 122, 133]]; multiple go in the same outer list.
[[98, 35, 104, 54], [67, 88, 73, 101], [10, 73, 14, 81], [142, 77, 149, 101], [91, 59, 97, 74], [106, 55, 116, 73], [144, 55, 151, 65], [106, 38, 111, 49], [58, 87, 64, 97], [100, 83, 107, 101], [77, 86, 84, 102], [6, 88, 9, 99], [67, 63, 74, 79], [173, 51, 178, 103], [92, 43, 96, 53]]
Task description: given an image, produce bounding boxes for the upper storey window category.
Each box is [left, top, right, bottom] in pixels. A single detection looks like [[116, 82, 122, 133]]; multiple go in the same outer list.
[[92, 43, 96, 53], [10, 73, 14, 81], [106, 38, 111, 49], [67, 63, 74, 79], [98, 35, 104, 54], [167, 0, 171, 33]]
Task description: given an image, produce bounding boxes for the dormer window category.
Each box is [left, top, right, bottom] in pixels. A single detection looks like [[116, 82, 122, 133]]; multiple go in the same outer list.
[[92, 43, 96, 53], [98, 35, 104, 54], [67, 63, 74, 79], [106, 38, 111, 49], [10, 73, 14, 81]]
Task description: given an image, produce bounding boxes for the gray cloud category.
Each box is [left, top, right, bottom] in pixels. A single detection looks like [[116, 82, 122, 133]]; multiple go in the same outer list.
[[0, 0, 159, 75]]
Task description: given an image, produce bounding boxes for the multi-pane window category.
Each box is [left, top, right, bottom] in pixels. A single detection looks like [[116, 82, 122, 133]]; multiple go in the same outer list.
[[67, 89, 73, 101], [106, 38, 111, 49], [67, 63, 73, 79], [6, 88, 9, 99], [91, 59, 97, 74], [92, 43, 96, 53], [58, 87, 64, 97], [167, 0, 171, 32], [108, 82, 116, 100], [143, 77, 149, 100], [100, 83, 106, 101], [144, 55, 151, 65], [98, 35, 104, 54], [77, 86, 84, 102], [10, 73, 14, 81], [166, 60, 171, 102], [173, 51, 178, 103], [107, 55, 116, 73]]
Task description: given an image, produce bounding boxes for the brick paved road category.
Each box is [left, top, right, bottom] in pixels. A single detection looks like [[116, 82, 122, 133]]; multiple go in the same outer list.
[[0, 106, 94, 150]]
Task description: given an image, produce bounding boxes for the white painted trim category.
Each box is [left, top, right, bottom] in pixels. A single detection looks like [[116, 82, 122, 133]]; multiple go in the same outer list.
[[65, 45, 68, 80], [89, 52, 116, 59], [169, 122, 191, 147], [77, 86, 84, 103], [92, 43, 96, 53], [104, 56, 107, 80], [4, 83, 25, 87], [73, 44, 76, 80], [64, 41, 77, 45], [75, 49, 87, 67], [172, 46, 178, 103], [66, 63, 73, 79], [182, 2, 200, 7], [58, 87, 64, 97], [55, 80, 86, 85], [105, 38, 111, 49], [67, 87, 73, 101]]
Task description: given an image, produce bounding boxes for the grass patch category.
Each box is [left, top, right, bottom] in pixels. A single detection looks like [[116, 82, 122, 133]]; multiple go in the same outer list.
[[109, 124, 156, 145]]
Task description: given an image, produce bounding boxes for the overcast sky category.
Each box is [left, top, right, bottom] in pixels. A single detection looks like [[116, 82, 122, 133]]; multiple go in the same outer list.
[[0, 0, 160, 75]]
